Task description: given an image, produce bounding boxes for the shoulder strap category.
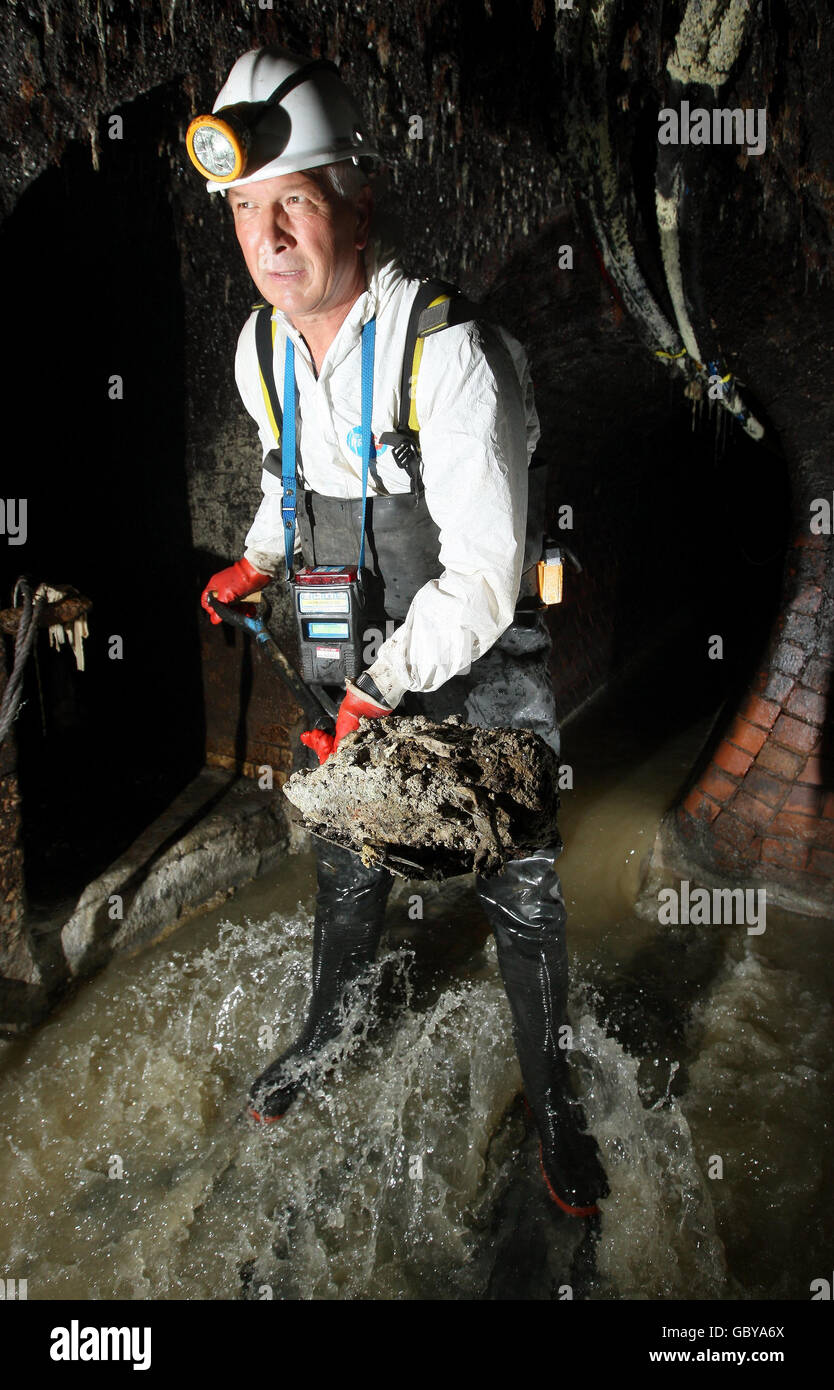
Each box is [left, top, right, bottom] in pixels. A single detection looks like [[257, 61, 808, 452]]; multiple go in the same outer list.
[[253, 287, 479, 490], [253, 301, 283, 445], [396, 279, 478, 437]]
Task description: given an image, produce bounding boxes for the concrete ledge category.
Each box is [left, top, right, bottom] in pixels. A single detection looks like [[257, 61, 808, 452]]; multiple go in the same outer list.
[[638, 815, 834, 921], [61, 768, 289, 977]]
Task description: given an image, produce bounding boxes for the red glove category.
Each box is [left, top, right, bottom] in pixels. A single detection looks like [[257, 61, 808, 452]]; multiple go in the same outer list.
[[201, 557, 271, 625], [301, 681, 391, 765]]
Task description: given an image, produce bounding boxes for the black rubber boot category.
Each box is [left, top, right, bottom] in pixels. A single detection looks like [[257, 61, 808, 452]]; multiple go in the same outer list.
[[476, 848, 609, 1217], [248, 839, 393, 1122]]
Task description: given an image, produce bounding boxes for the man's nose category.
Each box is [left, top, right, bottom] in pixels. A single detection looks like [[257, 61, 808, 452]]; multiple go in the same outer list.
[[266, 202, 296, 247]]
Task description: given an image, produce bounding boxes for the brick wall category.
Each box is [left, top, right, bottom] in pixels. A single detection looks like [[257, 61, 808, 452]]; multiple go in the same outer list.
[[674, 532, 833, 913]]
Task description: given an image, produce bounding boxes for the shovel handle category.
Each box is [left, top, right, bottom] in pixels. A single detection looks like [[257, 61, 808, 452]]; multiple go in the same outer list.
[[206, 594, 335, 727]]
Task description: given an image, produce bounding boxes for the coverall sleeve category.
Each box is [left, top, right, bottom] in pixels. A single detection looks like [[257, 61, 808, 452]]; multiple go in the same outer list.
[[365, 320, 533, 709]]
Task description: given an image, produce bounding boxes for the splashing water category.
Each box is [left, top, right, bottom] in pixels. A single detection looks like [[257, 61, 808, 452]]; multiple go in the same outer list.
[[2, 697, 831, 1300], [573, 1011, 728, 1299], [0, 886, 736, 1301], [0, 907, 523, 1299]]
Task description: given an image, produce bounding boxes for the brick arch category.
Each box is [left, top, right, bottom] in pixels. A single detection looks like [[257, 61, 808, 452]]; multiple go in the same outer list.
[[675, 530, 834, 914]]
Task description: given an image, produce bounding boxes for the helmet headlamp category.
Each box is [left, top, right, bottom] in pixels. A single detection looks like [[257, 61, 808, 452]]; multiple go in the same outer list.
[[186, 109, 251, 182], [186, 56, 366, 190]]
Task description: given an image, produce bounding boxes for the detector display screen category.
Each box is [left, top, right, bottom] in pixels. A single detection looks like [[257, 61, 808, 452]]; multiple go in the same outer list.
[[297, 591, 350, 615], [305, 621, 350, 639]]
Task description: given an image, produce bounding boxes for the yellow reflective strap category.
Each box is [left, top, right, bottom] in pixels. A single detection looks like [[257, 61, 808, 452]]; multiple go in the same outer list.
[[258, 312, 281, 444], [407, 295, 449, 435]]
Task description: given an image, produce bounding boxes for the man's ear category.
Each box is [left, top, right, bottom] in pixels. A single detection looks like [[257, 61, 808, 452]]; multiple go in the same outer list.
[[355, 184, 374, 251]]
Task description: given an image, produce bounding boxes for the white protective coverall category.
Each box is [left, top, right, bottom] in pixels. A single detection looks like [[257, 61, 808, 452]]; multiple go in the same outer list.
[[238, 243, 609, 1213], [235, 240, 540, 710]]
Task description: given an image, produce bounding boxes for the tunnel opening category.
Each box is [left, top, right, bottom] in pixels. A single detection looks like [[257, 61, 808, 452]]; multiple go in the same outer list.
[[480, 204, 792, 755], [0, 81, 204, 915]]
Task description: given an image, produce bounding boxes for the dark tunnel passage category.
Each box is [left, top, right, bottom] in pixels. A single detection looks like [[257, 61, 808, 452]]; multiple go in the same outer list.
[[483, 223, 793, 746], [0, 82, 204, 910]]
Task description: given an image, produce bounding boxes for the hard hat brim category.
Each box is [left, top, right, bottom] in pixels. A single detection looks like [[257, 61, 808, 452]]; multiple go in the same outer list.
[[206, 144, 378, 194]]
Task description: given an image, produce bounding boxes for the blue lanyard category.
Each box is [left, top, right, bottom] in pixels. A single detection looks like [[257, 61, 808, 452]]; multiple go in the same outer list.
[[281, 339, 297, 575], [281, 319, 377, 577]]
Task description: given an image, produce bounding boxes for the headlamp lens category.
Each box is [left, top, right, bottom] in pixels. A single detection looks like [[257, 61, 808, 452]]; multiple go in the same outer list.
[[186, 114, 247, 182], [192, 125, 237, 176]]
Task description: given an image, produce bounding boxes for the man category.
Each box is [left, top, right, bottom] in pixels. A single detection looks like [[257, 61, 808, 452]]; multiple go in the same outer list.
[[193, 47, 608, 1217]]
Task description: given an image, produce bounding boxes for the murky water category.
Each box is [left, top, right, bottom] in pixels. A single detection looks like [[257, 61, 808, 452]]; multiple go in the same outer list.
[[1, 688, 832, 1300]]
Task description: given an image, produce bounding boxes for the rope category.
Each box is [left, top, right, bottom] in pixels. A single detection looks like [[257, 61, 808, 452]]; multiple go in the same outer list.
[[0, 578, 48, 747]]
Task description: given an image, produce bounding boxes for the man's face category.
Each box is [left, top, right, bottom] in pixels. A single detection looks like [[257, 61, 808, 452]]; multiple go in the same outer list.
[[227, 169, 372, 325]]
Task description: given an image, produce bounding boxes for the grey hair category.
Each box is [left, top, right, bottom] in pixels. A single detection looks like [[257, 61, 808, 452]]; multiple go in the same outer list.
[[319, 159, 371, 201], [221, 159, 370, 206]]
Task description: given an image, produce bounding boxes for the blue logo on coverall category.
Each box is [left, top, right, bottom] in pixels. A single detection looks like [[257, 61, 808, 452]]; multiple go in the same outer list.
[[346, 427, 389, 457]]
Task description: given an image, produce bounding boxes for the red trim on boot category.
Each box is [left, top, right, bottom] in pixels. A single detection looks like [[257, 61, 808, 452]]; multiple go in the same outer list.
[[247, 1105, 284, 1125], [538, 1141, 601, 1219]]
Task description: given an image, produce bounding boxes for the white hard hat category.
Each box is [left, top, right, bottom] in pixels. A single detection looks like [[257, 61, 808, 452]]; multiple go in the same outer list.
[[186, 48, 378, 193]]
